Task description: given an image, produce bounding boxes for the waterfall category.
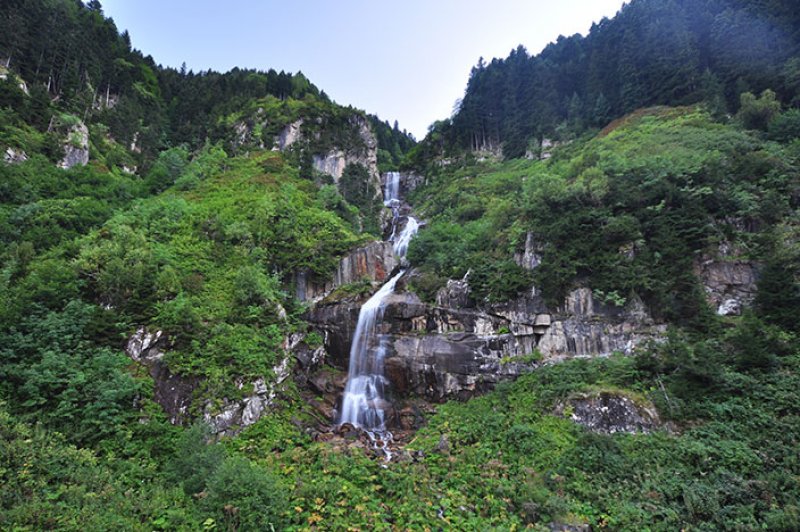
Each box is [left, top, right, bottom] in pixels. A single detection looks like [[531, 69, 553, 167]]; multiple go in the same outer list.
[[393, 216, 418, 258], [339, 173, 418, 434], [384, 171, 404, 247], [337, 270, 404, 430], [384, 171, 400, 206]]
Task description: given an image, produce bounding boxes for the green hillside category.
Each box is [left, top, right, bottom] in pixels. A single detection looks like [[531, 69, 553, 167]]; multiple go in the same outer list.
[[1, 0, 799, 530]]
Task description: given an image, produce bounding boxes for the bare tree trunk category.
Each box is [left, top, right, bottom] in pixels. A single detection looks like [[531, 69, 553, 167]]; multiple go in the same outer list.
[[34, 49, 44, 76]]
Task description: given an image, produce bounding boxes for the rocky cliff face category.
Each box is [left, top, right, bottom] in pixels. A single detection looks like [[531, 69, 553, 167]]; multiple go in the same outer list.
[[382, 171, 426, 198], [295, 241, 397, 303], [310, 114, 381, 192], [125, 328, 320, 436], [233, 111, 382, 198], [58, 121, 90, 169], [695, 256, 759, 316], [275, 119, 304, 151], [308, 279, 665, 408]]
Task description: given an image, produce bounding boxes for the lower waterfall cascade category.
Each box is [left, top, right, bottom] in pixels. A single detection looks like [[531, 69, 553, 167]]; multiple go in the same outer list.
[[338, 172, 418, 457]]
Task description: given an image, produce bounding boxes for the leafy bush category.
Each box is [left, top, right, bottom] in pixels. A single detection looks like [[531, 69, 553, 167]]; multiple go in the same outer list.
[[768, 109, 800, 141], [203, 456, 288, 531], [167, 422, 226, 495], [737, 90, 781, 131]]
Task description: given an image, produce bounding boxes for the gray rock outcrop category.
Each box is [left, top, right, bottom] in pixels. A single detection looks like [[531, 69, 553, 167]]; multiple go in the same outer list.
[[556, 391, 661, 434], [58, 122, 90, 169], [125, 327, 305, 436], [125, 328, 196, 425], [308, 282, 665, 405], [231, 109, 382, 197], [695, 256, 759, 316], [3, 147, 28, 164], [311, 115, 381, 192], [513, 232, 542, 271], [276, 119, 304, 150]]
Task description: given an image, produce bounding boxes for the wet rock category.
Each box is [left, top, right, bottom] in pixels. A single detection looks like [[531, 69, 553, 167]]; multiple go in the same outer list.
[[381, 171, 425, 198], [695, 256, 759, 316], [397, 406, 424, 431], [309, 279, 665, 405], [337, 423, 360, 440], [557, 391, 660, 434]]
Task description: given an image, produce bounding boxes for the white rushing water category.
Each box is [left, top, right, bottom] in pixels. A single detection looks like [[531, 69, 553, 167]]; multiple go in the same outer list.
[[392, 216, 418, 258], [384, 171, 400, 207], [339, 173, 418, 439]]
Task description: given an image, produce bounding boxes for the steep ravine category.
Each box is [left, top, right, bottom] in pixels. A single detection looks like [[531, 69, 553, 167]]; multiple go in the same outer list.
[[123, 170, 761, 439], [306, 172, 763, 430]]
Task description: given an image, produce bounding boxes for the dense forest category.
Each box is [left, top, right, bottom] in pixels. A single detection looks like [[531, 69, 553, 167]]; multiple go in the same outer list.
[[1, 0, 799, 530], [0, 0, 414, 169], [409, 0, 800, 160]]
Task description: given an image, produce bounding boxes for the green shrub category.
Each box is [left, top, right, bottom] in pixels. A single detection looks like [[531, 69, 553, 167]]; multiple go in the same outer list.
[[167, 422, 226, 495], [203, 456, 288, 531], [737, 90, 781, 131], [768, 109, 800, 141]]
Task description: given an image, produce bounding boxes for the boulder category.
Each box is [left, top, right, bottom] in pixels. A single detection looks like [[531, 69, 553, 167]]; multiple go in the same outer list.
[[557, 391, 660, 434], [3, 147, 27, 164]]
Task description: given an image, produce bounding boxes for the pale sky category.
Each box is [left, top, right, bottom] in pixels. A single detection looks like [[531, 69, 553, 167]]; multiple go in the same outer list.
[[101, 0, 627, 139]]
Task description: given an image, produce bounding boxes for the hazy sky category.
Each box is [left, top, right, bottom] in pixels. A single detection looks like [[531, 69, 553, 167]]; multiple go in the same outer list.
[[101, 0, 627, 139]]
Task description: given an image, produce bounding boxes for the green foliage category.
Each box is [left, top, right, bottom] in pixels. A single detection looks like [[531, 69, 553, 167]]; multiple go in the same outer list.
[[144, 146, 190, 192], [407, 158, 534, 301], [167, 422, 226, 496], [0, 403, 200, 530], [755, 240, 800, 333], [1, 3, 798, 531], [738, 89, 782, 131], [410, 106, 797, 318], [339, 163, 382, 235], [768, 108, 800, 142], [0, 301, 140, 445], [202, 456, 289, 531]]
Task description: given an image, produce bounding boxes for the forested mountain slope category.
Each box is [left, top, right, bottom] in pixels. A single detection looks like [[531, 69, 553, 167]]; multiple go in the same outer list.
[[411, 0, 800, 160], [0, 0, 799, 530]]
